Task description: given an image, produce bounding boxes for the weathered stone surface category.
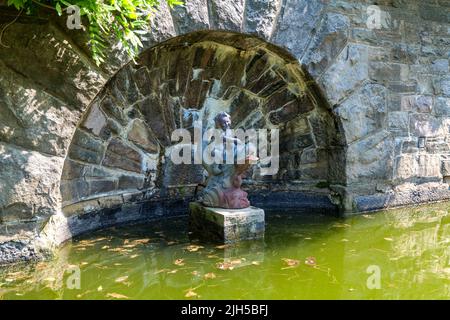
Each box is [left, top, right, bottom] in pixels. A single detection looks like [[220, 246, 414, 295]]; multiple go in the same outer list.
[[209, 0, 245, 31], [81, 103, 107, 136], [243, 0, 281, 39], [0, 142, 63, 222], [68, 130, 106, 164], [272, 0, 324, 59], [434, 97, 450, 116], [142, 0, 177, 46], [335, 84, 387, 143], [269, 96, 315, 125], [346, 130, 394, 183], [189, 202, 265, 243], [102, 138, 142, 173], [136, 96, 171, 146], [409, 114, 444, 137], [61, 159, 86, 180], [388, 112, 410, 136], [0, 23, 105, 109], [127, 119, 159, 154], [0, 62, 80, 157], [320, 44, 369, 105], [229, 91, 261, 125], [118, 175, 145, 190], [302, 12, 350, 77], [172, 0, 210, 34], [433, 75, 450, 97]]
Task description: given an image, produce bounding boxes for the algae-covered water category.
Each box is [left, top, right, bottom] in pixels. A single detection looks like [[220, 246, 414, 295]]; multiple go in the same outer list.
[[1, 203, 449, 300]]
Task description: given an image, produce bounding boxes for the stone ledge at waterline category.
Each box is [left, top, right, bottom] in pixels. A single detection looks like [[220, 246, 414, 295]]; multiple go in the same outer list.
[[189, 202, 265, 243]]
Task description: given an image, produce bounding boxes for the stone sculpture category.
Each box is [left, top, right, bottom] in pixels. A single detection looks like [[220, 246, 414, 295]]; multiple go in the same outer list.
[[198, 112, 258, 209]]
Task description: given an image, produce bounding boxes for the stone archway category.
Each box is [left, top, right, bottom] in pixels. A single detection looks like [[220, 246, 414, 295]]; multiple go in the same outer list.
[[58, 31, 344, 232]]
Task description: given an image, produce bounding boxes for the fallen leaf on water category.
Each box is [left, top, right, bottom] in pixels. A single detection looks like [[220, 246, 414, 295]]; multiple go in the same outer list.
[[167, 241, 177, 245], [341, 239, 349, 242], [251, 261, 260, 266], [101, 245, 110, 250], [230, 259, 243, 265], [167, 270, 178, 274], [114, 263, 122, 266], [305, 256, 317, 267], [207, 255, 219, 259], [304, 237, 312, 240], [115, 276, 129, 284], [185, 289, 198, 298], [384, 237, 393, 242], [97, 286, 103, 292], [348, 288, 355, 292], [216, 262, 234, 270], [130, 254, 139, 259], [215, 244, 231, 250], [331, 223, 351, 228], [185, 245, 204, 252], [282, 258, 300, 267], [106, 293, 129, 299], [154, 269, 170, 274], [204, 272, 216, 280], [174, 259, 185, 266], [362, 214, 375, 219], [81, 262, 89, 266]]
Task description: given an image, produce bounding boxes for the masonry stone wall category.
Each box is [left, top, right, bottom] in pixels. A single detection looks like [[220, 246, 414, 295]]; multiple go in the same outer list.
[[0, 0, 449, 264]]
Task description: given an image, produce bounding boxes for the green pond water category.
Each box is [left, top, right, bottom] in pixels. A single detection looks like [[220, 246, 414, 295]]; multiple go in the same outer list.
[[1, 203, 449, 300]]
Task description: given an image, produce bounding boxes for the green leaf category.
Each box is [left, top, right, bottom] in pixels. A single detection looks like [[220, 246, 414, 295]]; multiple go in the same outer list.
[[55, 3, 62, 16]]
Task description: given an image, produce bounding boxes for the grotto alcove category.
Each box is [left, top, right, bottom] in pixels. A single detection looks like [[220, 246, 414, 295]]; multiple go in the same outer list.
[[56, 31, 345, 241]]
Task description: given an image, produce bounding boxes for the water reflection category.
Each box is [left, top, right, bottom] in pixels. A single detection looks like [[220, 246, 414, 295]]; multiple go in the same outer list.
[[0, 203, 449, 299]]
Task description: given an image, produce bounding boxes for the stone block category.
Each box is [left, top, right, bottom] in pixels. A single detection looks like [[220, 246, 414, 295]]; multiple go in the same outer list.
[[302, 12, 350, 77], [82, 104, 107, 136], [272, 0, 324, 59], [127, 119, 159, 154], [171, 0, 210, 34], [102, 138, 142, 173], [68, 130, 106, 164], [269, 95, 314, 125], [189, 202, 264, 243], [320, 43, 368, 105], [243, 0, 281, 39], [209, 0, 244, 31]]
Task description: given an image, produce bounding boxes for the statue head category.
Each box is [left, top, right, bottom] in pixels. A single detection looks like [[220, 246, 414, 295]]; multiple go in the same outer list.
[[214, 112, 231, 131]]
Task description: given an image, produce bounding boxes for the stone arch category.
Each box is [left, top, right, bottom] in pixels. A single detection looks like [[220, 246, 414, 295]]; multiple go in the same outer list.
[[59, 31, 344, 227]]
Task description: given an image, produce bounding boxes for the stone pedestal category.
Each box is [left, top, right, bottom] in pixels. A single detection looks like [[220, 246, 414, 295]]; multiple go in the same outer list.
[[189, 202, 265, 243]]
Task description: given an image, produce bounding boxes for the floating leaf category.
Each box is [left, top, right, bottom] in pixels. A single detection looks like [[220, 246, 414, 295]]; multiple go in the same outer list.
[[185, 289, 198, 298], [216, 262, 234, 270], [215, 244, 231, 250], [204, 272, 216, 279], [185, 245, 204, 252], [115, 276, 129, 283], [130, 254, 139, 259], [331, 223, 351, 228], [305, 256, 317, 267], [282, 258, 300, 267], [168, 270, 178, 274], [251, 261, 260, 266], [97, 286, 103, 292], [106, 293, 129, 299], [101, 245, 110, 250], [384, 237, 393, 242], [174, 259, 185, 266]]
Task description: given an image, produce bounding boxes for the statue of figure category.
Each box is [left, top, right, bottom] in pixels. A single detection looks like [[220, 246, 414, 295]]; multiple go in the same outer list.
[[198, 112, 258, 209]]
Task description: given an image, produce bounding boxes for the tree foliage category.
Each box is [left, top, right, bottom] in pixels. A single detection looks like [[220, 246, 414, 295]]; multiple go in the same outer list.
[[6, 0, 183, 65]]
